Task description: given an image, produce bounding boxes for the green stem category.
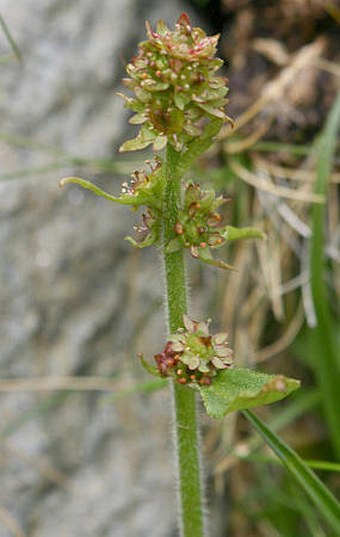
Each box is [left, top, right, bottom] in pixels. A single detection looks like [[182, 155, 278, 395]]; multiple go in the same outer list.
[[163, 144, 206, 537]]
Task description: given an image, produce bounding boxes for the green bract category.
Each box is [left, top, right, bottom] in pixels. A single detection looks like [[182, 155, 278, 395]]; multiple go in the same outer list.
[[199, 368, 301, 419], [119, 12, 232, 152]]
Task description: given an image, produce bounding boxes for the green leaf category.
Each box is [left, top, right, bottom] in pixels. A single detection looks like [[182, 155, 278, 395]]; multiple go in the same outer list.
[[119, 124, 157, 152], [220, 225, 266, 242], [198, 368, 300, 419], [243, 409, 340, 535], [308, 93, 340, 459], [195, 102, 226, 119], [129, 113, 147, 125], [119, 136, 152, 152]]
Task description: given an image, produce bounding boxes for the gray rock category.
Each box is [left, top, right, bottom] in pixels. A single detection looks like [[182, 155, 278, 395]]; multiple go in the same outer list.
[[0, 1, 194, 535]]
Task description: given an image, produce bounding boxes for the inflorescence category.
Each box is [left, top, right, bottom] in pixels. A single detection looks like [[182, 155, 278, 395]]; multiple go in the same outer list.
[[155, 314, 233, 386], [119, 12, 230, 152]]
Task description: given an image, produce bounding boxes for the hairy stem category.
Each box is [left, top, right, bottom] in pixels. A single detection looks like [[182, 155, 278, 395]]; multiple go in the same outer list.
[[163, 144, 206, 537]]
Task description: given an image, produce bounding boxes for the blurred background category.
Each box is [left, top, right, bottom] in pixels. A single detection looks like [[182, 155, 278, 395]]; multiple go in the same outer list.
[[0, 1, 339, 536]]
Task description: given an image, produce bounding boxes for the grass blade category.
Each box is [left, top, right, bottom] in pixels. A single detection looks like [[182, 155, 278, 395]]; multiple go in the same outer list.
[[243, 409, 340, 534], [0, 12, 22, 63], [253, 141, 311, 156], [103, 378, 167, 403], [234, 453, 340, 473], [309, 94, 340, 459]]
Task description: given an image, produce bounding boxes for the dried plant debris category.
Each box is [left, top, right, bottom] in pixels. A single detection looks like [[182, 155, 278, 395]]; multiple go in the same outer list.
[[219, 0, 339, 141]]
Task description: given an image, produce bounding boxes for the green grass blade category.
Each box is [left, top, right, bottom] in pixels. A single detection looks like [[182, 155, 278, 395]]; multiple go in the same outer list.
[[306, 460, 340, 472], [252, 141, 312, 156], [0, 393, 67, 439], [309, 94, 340, 459], [0, 162, 66, 181], [243, 409, 340, 534], [0, 378, 167, 439], [103, 378, 167, 404], [0, 12, 22, 63], [235, 453, 340, 473], [0, 131, 140, 175]]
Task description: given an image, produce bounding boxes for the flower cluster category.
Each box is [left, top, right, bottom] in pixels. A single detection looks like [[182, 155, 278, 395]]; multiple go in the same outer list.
[[163, 181, 265, 269], [154, 314, 233, 385], [119, 12, 230, 152], [127, 208, 158, 248], [121, 161, 159, 197], [165, 181, 235, 269], [120, 157, 164, 210], [173, 181, 228, 255], [121, 158, 165, 248]]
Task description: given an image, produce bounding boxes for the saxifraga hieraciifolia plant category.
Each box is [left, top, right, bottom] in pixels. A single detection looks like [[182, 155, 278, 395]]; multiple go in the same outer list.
[[61, 13, 300, 537]]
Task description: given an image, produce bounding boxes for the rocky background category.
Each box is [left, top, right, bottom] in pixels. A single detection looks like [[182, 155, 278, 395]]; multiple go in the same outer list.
[[0, 1, 211, 536]]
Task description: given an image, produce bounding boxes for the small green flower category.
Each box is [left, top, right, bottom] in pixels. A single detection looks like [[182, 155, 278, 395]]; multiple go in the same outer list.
[[120, 157, 165, 210], [154, 314, 233, 385], [166, 181, 234, 269], [165, 181, 266, 269], [126, 207, 160, 249], [173, 181, 227, 251], [60, 158, 164, 211], [122, 158, 164, 248], [119, 12, 231, 153], [61, 158, 165, 250]]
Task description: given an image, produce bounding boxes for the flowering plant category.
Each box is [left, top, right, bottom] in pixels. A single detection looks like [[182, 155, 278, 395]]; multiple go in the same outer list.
[[61, 13, 300, 537]]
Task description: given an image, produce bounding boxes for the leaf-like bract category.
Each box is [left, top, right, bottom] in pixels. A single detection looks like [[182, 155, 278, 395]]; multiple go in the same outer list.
[[199, 368, 300, 419]]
